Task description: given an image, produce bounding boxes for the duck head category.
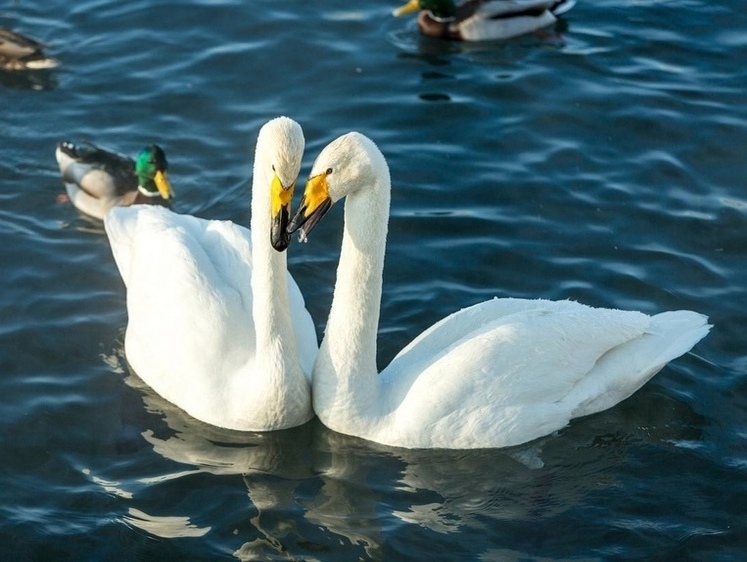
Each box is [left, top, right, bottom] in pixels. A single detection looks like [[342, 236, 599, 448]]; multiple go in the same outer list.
[[135, 145, 174, 201]]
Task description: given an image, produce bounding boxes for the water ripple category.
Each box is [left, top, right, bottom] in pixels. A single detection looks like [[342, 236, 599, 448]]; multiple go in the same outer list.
[[1, 0, 744, 559]]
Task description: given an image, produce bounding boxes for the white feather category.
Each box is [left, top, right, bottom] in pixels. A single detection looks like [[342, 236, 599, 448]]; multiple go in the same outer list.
[[305, 133, 710, 449], [104, 117, 318, 431]]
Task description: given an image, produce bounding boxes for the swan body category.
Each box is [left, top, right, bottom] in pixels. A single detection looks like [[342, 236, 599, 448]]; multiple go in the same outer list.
[[0, 27, 58, 70], [104, 117, 317, 431], [56, 141, 173, 220], [393, 0, 575, 42], [289, 132, 710, 449]]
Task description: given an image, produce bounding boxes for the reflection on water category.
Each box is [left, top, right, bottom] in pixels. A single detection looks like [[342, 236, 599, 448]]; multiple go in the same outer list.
[[125, 365, 383, 560], [91, 348, 707, 560], [0, 68, 58, 91], [123, 507, 210, 539]]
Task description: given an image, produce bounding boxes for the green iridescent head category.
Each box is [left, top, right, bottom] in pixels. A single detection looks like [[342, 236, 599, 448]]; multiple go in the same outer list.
[[135, 145, 173, 199]]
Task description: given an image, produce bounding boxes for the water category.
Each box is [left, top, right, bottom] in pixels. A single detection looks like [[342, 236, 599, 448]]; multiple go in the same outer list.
[[1, 0, 745, 559]]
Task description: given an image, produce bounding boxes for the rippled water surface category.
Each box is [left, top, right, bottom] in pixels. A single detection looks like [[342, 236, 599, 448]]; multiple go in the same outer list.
[[1, 0, 745, 560]]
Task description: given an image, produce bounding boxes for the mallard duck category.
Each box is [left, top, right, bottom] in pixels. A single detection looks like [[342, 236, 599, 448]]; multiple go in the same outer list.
[[55, 141, 174, 220], [287, 132, 710, 449], [0, 27, 58, 70], [103, 117, 317, 430], [392, 0, 576, 41]]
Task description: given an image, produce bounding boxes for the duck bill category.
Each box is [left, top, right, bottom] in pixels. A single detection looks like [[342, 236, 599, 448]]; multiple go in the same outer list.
[[154, 170, 174, 200], [393, 0, 420, 16], [270, 174, 294, 252], [288, 172, 333, 243]]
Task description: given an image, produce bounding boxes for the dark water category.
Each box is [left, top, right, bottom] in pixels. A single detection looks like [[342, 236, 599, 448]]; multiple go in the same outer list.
[[1, 0, 745, 559]]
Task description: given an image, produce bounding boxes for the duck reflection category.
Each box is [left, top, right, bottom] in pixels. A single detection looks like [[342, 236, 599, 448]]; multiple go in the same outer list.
[[0, 67, 57, 90]]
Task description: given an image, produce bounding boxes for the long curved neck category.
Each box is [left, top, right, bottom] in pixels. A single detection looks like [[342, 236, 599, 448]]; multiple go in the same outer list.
[[249, 157, 304, 398], [314, 172, 391, 425]]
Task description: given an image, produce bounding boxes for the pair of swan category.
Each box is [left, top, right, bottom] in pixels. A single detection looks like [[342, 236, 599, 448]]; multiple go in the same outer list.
[[105, 117, 710, 449]]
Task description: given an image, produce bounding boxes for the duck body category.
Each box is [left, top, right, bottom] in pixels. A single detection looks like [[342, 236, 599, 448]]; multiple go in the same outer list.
[[104, 117, 317, 431], [289, 132, 711, 450], [394, 0, 576, 41], [56, 141, 173, 220], [0, 27, 58, 70]]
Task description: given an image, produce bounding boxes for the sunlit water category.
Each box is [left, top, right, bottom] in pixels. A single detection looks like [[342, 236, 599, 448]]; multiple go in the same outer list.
[[1, 0, 745, 559]]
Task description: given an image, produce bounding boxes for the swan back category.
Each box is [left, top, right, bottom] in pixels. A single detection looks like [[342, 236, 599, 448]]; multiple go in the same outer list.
[[106, 206, 259, 414]]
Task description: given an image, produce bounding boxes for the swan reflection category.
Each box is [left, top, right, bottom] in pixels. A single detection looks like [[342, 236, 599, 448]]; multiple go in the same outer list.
[[130, 370, 381, 560], [113, 359, 702, 560]]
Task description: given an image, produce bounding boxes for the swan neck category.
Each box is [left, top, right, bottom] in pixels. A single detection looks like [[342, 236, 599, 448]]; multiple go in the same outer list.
[[315, 169, 390, 421], [250, 148, 301, 381]]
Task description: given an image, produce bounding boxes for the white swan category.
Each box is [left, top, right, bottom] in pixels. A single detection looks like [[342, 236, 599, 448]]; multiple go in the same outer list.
[[104, 117, 318, 431], [288, 132, 711, 449]]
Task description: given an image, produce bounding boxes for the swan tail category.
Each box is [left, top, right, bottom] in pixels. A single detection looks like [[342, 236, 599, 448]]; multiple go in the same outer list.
[[647, 310, 712, 347], [570, 310, 710, 419]]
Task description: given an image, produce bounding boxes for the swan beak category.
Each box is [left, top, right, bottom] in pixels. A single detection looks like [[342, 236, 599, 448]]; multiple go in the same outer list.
[[393, 0, 420, 16], [288, 171, 332, 243], [154, 170, 174, 200], [270, 173, 294, 252]]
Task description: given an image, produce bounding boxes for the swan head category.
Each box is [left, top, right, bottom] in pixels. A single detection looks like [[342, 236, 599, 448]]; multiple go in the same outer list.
[[135, 145, 174, 200], [288, 132, 387, 242], [256, 117, 305, 252]]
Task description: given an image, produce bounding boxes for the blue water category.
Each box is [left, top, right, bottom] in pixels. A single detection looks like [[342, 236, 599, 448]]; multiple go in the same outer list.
[[1, 0, 745, 559]]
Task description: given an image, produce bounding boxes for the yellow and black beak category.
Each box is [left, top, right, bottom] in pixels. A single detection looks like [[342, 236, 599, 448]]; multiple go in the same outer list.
[[393, 0, 420, 17], [154, 170, 174, 200], [288, 170, 333, 243], [270, 174, 295, 252]]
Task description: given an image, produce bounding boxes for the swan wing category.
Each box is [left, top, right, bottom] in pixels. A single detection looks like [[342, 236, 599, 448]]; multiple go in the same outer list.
[[389, 299, 650, 407], [383, 299, 706, 448], [105, 206, 257, 418], [105, 205, 318, 419], [389, 298, 588, 382]]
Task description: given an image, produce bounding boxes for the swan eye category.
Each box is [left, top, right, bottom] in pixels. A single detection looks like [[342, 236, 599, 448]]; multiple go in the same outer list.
[[325, 168, 333, 175], [272, 165, 276, 172]]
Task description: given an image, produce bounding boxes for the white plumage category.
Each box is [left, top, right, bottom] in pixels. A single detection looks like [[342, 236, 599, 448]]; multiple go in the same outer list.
[[290, 132, 710, 449], [104, 117, 318, 431]]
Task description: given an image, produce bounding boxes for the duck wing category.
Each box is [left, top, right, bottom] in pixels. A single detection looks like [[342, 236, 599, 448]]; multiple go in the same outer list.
[[0, 27, 58, 69], [472, 0, 567, 19], [57, 141, 137, 199]]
